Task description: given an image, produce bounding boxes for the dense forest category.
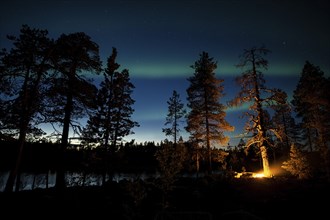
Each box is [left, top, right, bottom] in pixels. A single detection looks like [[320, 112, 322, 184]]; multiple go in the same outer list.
[[0, 24, 329, 219]]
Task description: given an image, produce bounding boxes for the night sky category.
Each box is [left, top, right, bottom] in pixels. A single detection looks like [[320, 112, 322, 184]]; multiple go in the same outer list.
[[1, 0, 329, 146]]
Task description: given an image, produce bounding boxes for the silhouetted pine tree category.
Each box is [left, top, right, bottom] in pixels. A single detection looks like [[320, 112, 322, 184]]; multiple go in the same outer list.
[[82, 47, 139, 184], [47, 32, 101, 190], [229, 46, 286, 177], [291, 61, 330, 180], [162, 90, 186, 145], [186, 51, 234, 173], [1, 25, 53, 192]]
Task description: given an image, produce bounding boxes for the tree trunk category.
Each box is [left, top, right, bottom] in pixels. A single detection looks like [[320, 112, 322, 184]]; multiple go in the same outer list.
[[260, 145, 271, 177], [307, 128, 314, 152], [4, 130, 27, 192], [55, 90, 73, 191], [196, 150, 200, 176], [32, 173, 36, 190], [45, 171, 49, 189], [251, 52, 271, 178], [6, 62, 47, 192]]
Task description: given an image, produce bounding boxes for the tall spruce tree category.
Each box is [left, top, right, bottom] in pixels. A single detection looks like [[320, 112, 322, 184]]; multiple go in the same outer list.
[[162, 90, 186, 145], [230, 46, 286, 177], [291, 61, 330, 180], [186, 51, 233, 173], [82, 47, 139, 184]]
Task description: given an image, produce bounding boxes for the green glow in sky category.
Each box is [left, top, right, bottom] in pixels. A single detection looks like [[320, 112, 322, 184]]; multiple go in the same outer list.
[[126, 62, 314, 78]]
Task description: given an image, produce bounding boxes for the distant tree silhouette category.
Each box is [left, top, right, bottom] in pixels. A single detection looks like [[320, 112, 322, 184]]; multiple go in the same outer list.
[[291, 61, 330, 180], [82, 47, 139, 184], [229, 46, 286, 177], [0, 25, 53, 192], [48, 32, 101, 190], [162, 90, 186, 145], [186, 51, 234, 173], [237, 138, 246, 149]]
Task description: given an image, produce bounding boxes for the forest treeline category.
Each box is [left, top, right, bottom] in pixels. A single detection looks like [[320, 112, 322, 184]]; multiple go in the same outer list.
[[0, 25, 329, 193]]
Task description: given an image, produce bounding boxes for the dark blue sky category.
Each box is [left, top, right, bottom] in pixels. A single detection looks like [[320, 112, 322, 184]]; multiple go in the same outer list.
[[1, 0, 329, 146]]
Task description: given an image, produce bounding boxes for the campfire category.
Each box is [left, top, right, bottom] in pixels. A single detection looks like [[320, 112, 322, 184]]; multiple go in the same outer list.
[[234, 171, 266, 178]]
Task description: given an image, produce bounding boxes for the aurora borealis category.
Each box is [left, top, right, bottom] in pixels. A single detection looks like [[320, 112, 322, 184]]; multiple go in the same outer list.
[[1, 0, 329, 145]]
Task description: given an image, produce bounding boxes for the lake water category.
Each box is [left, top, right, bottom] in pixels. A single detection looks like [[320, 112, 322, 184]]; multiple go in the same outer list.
[[0, 170, 214, 192], [0, 171, 164, 192]]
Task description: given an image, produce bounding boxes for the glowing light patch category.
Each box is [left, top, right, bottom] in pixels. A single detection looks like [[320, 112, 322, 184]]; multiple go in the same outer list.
[[225, 102, 250, 113], [234, 171, 266, 178], [129, 64, 191, 78], [266, 64, 302, 76], [83, 62, 303, 79], [126, 62, 304, 78], [252, 172, 265, 178], [128, 64, 242, 78]]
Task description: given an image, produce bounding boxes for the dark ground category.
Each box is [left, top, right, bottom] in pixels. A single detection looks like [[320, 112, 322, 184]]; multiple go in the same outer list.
[[0, 176, 329, 220]]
